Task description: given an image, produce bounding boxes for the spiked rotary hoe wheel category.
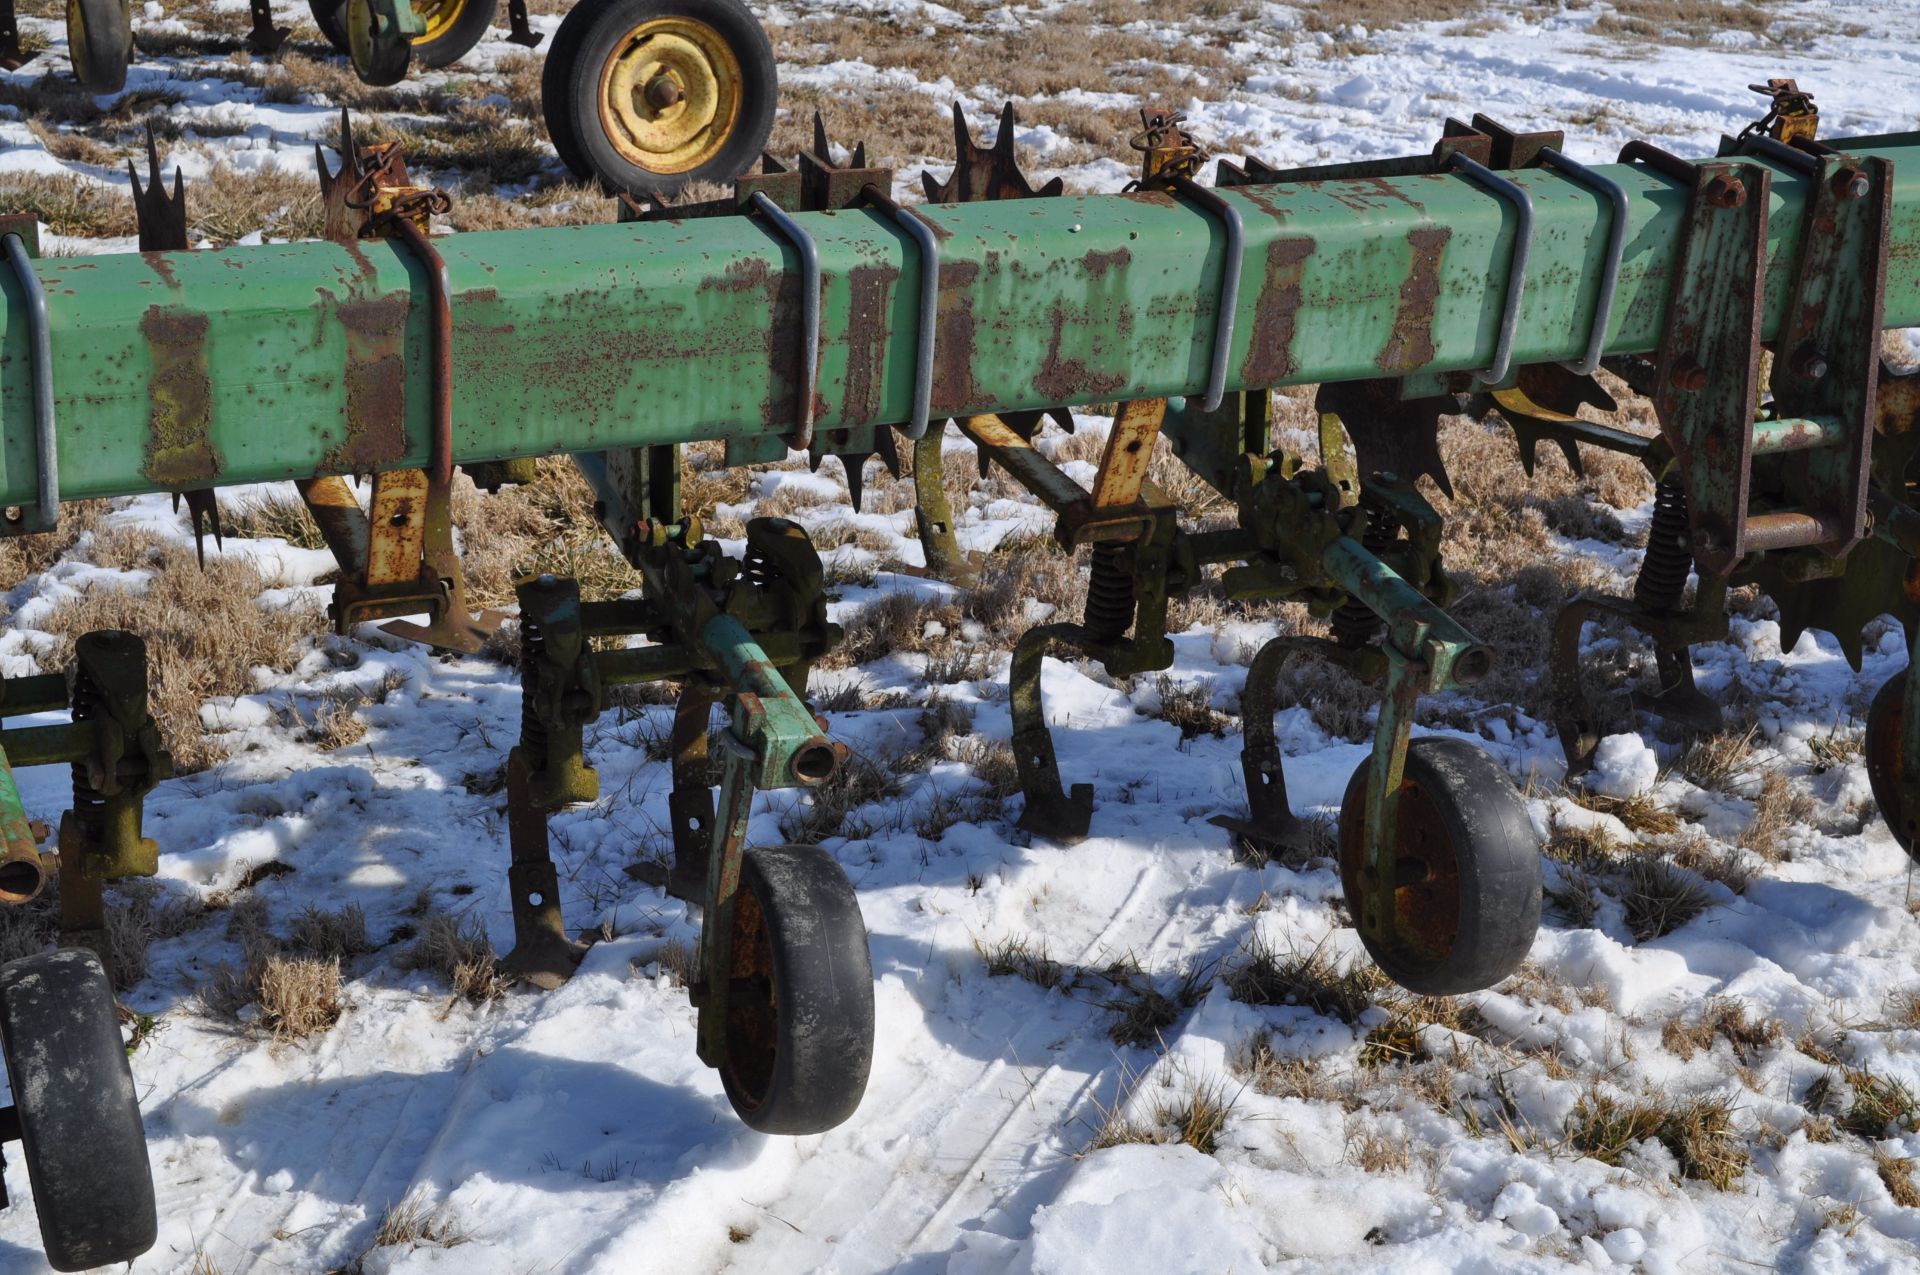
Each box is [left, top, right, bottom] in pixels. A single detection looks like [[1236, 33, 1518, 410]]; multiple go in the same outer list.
[[543, 0, 776, 195], [64, 0, 131, 94]]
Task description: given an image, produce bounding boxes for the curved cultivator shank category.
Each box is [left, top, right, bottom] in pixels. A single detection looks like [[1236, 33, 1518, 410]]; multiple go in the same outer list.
[[0, 88, 1918, 1253]]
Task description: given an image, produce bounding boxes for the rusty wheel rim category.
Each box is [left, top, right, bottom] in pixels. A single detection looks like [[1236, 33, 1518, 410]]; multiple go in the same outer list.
[[597, 16, 741, 176], [721, 880, 778, 1111], [1341, 772, 1462, 974]]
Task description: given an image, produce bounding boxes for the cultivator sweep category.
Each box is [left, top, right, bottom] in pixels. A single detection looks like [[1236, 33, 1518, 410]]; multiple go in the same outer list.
[[0, 74, 1918, 1262]]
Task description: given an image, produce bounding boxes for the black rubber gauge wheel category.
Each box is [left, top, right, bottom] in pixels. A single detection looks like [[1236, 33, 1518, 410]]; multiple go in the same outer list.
[[1867, 670, 1916, 857], [1338, 737, 1542, 996], [542, 0, 775, 196], [0, 949, 156, 1272], [410, 0, 498, 68], [66, 0, 132, 94], [718, 844, 874, 1135], [346, 0, 413, 87]]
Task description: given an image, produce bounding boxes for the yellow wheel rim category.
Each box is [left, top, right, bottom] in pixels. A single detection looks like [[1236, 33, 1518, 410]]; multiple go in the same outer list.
[[347, 0, 375, 72], [412, 0, 464, 47], [598, 16, 742, 176]]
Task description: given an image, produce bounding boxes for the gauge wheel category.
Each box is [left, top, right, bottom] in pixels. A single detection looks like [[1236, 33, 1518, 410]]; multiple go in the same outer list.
[[411, 0, 498, 67], [67, 0, 132, 94], [717, 844, 873, 1135], [1866, 670, 1917, 857], [0, 949, 156, 1272], [310, 0, 348, 50], [1338, 736, 1542, 996], [542, 0, 776, 196], [347, 0, 413, 86]]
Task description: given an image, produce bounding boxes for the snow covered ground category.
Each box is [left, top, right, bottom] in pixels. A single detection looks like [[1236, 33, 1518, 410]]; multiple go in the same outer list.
[[1, 1, 1920, 1273]]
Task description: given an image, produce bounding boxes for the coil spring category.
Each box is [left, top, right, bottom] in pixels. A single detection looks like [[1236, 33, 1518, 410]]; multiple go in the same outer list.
[[1082, 543, 1135, 644], [1331, 501, 1401, 648], [1634, 479, 1693, 615], [70, 664, 104, 840], [519, 612, 547, 756]]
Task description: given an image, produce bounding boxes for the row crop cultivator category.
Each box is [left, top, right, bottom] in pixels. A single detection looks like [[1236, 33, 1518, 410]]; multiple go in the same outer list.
[[0, 79, 1914, 1267]]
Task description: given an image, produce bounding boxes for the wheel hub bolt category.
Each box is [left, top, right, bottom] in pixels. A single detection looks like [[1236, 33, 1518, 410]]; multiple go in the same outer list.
[[644, 75, 685, 110]]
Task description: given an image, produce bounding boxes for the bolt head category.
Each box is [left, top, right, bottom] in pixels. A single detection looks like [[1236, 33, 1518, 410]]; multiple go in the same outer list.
[[1669, 357, 1709, 393], [1794, 345, 1830, 381], [1833, 167, 1871, 201], [1705, 174, 1747, 209]]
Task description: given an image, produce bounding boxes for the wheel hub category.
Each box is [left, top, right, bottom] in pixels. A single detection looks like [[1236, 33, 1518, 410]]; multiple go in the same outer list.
[[599, 16, 742, 175]]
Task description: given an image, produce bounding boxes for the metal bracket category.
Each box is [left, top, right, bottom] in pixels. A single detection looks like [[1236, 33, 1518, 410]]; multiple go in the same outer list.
[[1537, 148, 1627, 377], [1445, 152, 1532, 386], [1169, 176, 1243, 412], [860, 183, 939, 441], [748, 191, 821, 451]]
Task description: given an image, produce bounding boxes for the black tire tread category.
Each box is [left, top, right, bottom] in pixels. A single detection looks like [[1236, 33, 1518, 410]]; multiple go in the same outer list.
[[0, 948, 155, 1272], [69, 0, 132, 94], [721, 844, 874, 1135], [411, 0, 498, 68], [1340, 737, 1542, 996]]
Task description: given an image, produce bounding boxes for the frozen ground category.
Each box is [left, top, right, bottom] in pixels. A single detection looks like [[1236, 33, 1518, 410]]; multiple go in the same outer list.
[[1, 0, 1919, 1273]]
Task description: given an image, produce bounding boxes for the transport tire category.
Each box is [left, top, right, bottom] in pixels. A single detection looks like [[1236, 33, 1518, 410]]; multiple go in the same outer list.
[[542, 0, 775, 196], [1338, 737, 1542, 996], [0, 949, 156, 1272], [346, 0, 413, 87], [1866, 670, 1915, 856], [410, 0, 497, 68], [718, 844, 873, 1135], [66, 0, 132, 94]]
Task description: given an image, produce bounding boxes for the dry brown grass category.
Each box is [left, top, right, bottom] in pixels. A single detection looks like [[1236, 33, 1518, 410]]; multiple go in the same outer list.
[[41, 534, 328, 773], [289, 903, 373, 960], [204, 949, 344, 1040], [365, 1190, 469, 1254], [1660, 999, 1782, 1065], [1587, 0, 1778, 44], [1567, 1087, 1748, 1189], [1876, 1148, 1920, 1208], [1619, 854, 1711, 942], [1744, 770, 1814, 863], [1087, 1067, 1238, 1156], [1224, 936, 1383, 1023], [399, 912, 507, 1003]]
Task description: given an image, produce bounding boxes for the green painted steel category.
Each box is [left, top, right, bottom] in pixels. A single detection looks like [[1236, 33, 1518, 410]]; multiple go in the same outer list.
[[2, 134, 1919, 507]]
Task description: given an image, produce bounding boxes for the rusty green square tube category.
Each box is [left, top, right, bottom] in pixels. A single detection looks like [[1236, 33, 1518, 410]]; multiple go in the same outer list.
[[2, 135, 1919, 507]]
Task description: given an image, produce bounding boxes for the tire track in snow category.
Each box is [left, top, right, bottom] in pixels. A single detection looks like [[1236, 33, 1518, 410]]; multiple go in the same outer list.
[[722, 856, 1235, 1272]]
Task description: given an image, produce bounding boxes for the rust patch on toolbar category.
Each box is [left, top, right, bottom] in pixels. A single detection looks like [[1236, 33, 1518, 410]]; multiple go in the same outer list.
[[323, 292, 410, 473], [1239, 237, 1314, 387], [140, 305, 221, 487], [929, 259, 981, 415], [1377, 226, 1450, 374], [841, 262, 900, 427], [1032, 299, 1126, 403]]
